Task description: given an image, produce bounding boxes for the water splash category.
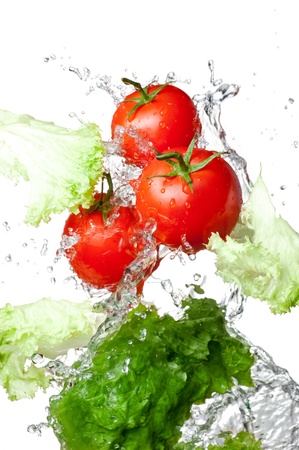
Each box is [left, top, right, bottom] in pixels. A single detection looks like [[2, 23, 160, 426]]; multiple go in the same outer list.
[[24, 60, 299, 449], [193, 78, 252, 200], [180, 344, 299, 449]]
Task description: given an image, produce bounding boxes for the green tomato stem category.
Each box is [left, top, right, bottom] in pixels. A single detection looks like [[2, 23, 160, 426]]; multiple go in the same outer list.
[[121, 78, 150, 101], [84, 172, 114, 224]]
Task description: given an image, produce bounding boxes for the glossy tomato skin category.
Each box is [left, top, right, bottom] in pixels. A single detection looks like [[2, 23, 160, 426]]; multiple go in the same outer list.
[[134, 148, 242, 254], [63, 205, 141, 292], [111, 84, 201, 167]]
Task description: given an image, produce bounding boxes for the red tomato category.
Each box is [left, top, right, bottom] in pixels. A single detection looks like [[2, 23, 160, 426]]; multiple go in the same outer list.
[[134, 148, 242, 254], [62, 203, 143, 292], [111, 82, 201, 167]]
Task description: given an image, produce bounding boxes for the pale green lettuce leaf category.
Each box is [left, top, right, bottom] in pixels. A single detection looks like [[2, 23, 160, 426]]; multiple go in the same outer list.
[[0, 109, 105, 226], [0, 298, 104, 400], [207, 175, 299, 314]]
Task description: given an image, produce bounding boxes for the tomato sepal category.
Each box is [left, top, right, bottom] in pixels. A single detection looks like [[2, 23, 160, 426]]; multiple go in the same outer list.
[[150, 136, 223, 193], [121, 77, 170, 118]]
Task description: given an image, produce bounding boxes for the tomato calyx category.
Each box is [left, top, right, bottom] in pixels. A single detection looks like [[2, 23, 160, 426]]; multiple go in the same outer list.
[[152, 136, 222, 193], [84, 172, 114, 224], [121, 77, 169, 118]]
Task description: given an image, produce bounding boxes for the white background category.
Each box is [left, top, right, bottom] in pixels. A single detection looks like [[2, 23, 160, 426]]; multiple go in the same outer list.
[[1, 1, 299, 448]]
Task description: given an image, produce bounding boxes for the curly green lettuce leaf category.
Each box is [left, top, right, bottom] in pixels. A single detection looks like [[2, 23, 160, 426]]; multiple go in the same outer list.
[[207, 174, 299, 314], [0, 109, 105, 226], [0, 298, 104, 401], [49, 295, 254, 450]]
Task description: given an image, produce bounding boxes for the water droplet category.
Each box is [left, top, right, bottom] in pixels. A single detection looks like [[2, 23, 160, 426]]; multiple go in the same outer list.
[[5, 254, 12, 262], [280, 185, 287, 190], [31, 353, 44, 364], [285, 98, 294, 109], [122, 357, 130, 374], [208, 60, 223, 86], [40, 239, 48, 256], [139, 328, 147, 341], [69, 66, 83, 80], [293, 141, 298, 148], [160, 188, 165, 194], [2, 221, 10, 231], [50, 277, 56, 284], [22, 242, 27, 247], [106, 371, 116, 379], [47, 266, 53, 273], [185, 201, 191, 209], [161, 279, 173, 293], [166, 71, 176, 83], [169, 198, 176, 208], [159, 121, 166, 128], [86, 86, 95, 95], [27, 424, 39, 434], [27, 422, 48, 436], [193, 273, 201, 281], [183, 184, 191, 195]]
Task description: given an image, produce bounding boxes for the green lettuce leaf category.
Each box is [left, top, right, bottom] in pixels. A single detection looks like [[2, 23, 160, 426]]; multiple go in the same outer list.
[[0, 109, 105, 226], [48, 295, 254, 450], [0, 298, 103, 401], [207, 174, 299, 314]]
